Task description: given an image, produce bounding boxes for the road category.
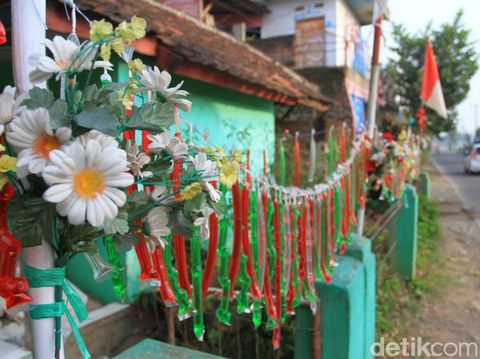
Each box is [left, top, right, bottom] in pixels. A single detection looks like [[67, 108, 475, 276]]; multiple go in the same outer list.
[[431, 152, 480, 213]]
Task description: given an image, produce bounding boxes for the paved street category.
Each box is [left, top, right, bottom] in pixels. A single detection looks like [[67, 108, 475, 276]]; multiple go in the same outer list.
[[431, 152, 480, 213]]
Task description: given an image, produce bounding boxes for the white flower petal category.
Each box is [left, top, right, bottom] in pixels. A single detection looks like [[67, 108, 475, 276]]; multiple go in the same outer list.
[[68, 198, 87, 225], [43, 183, 73, 203]]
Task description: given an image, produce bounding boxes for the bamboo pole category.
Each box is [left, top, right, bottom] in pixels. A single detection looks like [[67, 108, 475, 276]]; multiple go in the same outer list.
[[11, 1, 62, 358]]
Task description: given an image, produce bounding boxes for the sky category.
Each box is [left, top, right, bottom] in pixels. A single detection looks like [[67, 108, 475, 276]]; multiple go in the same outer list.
[[378, 0, 480, 136]]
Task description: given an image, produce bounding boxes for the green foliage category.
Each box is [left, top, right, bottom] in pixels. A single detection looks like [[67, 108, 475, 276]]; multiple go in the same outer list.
[[22, 87, 69, 129], [374, 193, 445, 338], [385, 10, 478, 134], [8, 194, 57, 247], [74, 104, 117, 136], [122, 102, 175, 131]]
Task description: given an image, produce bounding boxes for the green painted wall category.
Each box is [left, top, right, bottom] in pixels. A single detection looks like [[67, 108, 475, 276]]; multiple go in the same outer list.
[[175, 76, 276, 175]]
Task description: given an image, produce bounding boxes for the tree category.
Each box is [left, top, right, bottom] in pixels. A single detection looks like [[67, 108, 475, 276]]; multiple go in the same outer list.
[[384, 10, 478, 135]]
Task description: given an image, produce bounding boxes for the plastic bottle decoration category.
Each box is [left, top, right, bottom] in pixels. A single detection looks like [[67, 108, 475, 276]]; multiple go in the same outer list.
[[104, 235, 127, 302], [262, 189, 277, 326], [171, 130, 192, 298], [0, 184, 32, 309], [279, 140, 286, 186], [202, 181, 219, 298], [250, 189, 262, 328], [294, 132, 300, 187], [272, 196, 282, 349], [83, 252, 113, 283], [304, 199, 317, 313], [216, 187, 233, 325], [151, 246, 176, 306], [228, 182, 242, 297], [328, 127, 336, 176], [191, 228, 205, 341], [308, 129, 316, 183]]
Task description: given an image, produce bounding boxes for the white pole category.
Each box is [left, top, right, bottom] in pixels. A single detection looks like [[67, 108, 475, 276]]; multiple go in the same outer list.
[[11, 1, 62, 358]]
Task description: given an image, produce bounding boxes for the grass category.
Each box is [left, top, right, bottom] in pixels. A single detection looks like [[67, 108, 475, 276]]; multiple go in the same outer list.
[[373, 192, 447, 339]]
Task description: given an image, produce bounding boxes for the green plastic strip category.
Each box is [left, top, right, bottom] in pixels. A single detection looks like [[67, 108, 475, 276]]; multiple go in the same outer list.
[[24, 264, 91, 359]]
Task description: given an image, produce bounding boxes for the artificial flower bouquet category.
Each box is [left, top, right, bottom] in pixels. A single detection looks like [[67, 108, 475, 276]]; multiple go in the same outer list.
[[0, 16, 235, 356], [366, 130, 420, 202]]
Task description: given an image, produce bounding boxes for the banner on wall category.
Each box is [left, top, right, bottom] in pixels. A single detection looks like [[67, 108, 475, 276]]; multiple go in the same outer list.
[[351, 94, 366, 133]]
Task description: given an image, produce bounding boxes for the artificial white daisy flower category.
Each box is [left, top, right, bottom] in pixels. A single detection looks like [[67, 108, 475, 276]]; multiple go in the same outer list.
[[42, 139, 134, 227], [76, 129, 118, 150], [147, 132, 188, 159], [191, 152, 218, 181], [29, 36, 113, 84], [0, 86, 25, 127], [193, 207, 214, 240], [139, 66, 192, 112], [124, 138, 151, 177], [6, 108, 71, 176], [202, 181, 221, 203], [147, 206, 171, 247]]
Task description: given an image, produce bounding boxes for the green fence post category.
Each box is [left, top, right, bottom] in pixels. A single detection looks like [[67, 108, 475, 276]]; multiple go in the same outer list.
[[388, 184, 419, 279], [345, 234, 376, 359], [295, 255, 366, 359], [419, 171, 431, 198]]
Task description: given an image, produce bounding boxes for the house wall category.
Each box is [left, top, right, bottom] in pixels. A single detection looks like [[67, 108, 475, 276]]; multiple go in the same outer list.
[[260, 0, 361, 67]]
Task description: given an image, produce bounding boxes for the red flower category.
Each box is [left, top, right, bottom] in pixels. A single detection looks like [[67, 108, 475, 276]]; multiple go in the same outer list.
[[0, 20, 6, 46], [367, 160, 377, 173], [383, 133, 394, 142]]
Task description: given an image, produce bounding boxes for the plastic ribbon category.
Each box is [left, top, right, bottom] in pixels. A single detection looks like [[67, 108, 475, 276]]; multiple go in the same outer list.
[[279, 140, 286, 186], [216, 186, 232, 325], [152, 246, 176, 305], [294, 132, 300, 187], [191, 228, 204, 341], [104, 236, 127, 302], [272, 197, 282, 349], [25, 264, 90, 359], [202, 181, 219, 298], [171, 131, 192, 298], [308, 129, 316, 183], [228, 182, 242, 297]]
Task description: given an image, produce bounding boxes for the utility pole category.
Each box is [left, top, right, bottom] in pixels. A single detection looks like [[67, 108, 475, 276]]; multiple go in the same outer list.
[[359, 14, 384, 236], [12, 1, 61, 358]]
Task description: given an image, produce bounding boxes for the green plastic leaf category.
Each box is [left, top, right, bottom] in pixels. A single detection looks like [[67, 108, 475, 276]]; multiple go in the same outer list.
[[48, 99, 69, 129], [22, 87, 69, 129], [23, 87, 55, 109], [183, 192, 207, 214], [113, 233, 140, 252], [103, 212, 129, 235], [168, 210, 193, 239], [122, 103, 175, 131], [209, 197, 227, 219], [8, 195, 57, 248], [74, 104, 117, 136]]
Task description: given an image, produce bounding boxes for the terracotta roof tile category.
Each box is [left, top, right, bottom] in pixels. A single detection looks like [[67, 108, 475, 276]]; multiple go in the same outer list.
[[70, 0, 330, 105]]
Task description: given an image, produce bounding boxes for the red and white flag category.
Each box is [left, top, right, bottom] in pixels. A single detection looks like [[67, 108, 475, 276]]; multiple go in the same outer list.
[[420, 40, 448, 119]]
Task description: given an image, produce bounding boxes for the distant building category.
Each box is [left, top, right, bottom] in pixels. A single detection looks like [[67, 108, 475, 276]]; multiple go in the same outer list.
[[251, 0, 375, 134]]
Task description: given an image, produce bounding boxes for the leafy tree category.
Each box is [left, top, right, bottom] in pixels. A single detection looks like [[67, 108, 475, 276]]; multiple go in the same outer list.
[[384, 10, 478, 135]]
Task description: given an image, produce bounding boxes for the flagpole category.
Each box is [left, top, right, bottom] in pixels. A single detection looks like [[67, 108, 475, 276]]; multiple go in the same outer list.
[[358, 13, 383, 236], [11, 1, 63, 358]]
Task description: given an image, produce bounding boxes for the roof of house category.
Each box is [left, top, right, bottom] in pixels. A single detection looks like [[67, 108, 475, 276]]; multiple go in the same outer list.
[[67, 0, 330, 108]]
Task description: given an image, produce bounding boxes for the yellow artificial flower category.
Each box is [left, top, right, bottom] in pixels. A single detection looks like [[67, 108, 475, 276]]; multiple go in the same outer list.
[[232, 150, 242, 164], [215, 146, 226, 158], [0, 144, 5, 152], [128, 58, 145, 73], [0, 155, 16, 173], [100, 43, 111, 61], [0, 174, 7, 191], [398, 130, 407, 142], [116, 16, 147, 44], [179, 182, 202, 201], [219, 160, 239, 189], [90, 19, 114, 43], [131, 16, 147, 39], [112, 40, 125, 55]]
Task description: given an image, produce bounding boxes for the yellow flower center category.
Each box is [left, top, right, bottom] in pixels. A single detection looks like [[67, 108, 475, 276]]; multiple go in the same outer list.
[[32, 134, 61, 159], [56, 59, 70, 68], [73, 168, 105, 199], [179, 182, 202, 201]]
